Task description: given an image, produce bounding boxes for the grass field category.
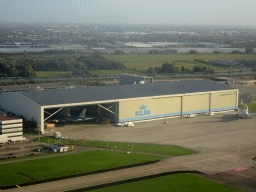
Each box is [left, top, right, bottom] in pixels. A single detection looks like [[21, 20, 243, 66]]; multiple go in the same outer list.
[[90, 69, 140, 76], [88, 173, 242, 192], [37, 137, 197, 156], [0, 151, 164, 187], [35, 71, 72, 78], [248, 103, 256, 113], [104, 54, 256, 71]]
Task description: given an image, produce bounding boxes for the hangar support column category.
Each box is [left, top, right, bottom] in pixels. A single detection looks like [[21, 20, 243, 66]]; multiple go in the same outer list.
[[209, 93, 212, 113], [181, 96, 183, 117], [115, 102, 119, 123], [235, 90, 239, 111], [40, 107, 44, 134]]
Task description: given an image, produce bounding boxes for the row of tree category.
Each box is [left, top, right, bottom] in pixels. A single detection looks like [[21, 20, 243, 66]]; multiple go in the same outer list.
[[0, 53, 127, 77], [0, 63, 36, 77], [146, 62, 214, 74]]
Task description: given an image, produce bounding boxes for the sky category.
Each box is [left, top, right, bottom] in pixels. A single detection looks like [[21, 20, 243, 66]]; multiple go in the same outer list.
[[0, 0, 255, 26]]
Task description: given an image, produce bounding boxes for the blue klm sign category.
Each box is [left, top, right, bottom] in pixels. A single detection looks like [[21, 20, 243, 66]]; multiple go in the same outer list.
[[135, 105, 151, 116]]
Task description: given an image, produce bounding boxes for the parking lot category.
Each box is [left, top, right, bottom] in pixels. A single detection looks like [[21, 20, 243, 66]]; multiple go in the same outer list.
[[0, 142, 45, 159]]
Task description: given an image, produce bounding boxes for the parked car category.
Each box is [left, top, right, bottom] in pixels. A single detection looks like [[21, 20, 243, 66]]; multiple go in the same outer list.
[[33, 148, 41, 152], [23, 137, 29, 142]]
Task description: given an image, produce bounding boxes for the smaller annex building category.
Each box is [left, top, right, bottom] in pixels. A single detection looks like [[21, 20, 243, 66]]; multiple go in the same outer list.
[[0, 80, 238, 134], [0, 111, 23, 144]]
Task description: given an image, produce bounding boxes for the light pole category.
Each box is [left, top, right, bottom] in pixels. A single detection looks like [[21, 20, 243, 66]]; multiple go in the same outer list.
[[107, 135, 109, 149]]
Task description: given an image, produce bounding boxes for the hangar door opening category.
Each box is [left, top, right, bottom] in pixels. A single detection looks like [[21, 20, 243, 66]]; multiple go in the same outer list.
[[44, 102, 118, 125]]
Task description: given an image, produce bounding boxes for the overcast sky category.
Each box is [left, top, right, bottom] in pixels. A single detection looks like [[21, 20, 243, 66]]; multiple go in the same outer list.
[[0, 0, 255, 26]]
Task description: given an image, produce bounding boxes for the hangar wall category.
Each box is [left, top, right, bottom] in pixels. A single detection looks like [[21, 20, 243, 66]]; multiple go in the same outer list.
[[119, 97, 182, 122], [211, 91, 237, 111], [119, 90, 238, 122], [0, 93, 42, 131], [183, 94, 210, 114]]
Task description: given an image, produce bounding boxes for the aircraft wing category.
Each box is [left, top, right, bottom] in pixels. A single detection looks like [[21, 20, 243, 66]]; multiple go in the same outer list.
[[60, 108, 95, 122], [65, 116, 94, 122]]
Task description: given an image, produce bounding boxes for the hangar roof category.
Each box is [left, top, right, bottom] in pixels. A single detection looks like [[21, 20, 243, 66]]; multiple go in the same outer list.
[[19, 80, 236, 106]]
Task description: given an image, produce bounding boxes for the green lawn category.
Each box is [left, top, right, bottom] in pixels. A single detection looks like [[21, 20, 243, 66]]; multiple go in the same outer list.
[[37, 137, 197, 156], [35, 71, 72, 78], [0, 151, 164, 187], [90, 69, 141, 76], [248, 103, 256, 113], [104, 54, 256, 71], [89, 173, 242, 192]]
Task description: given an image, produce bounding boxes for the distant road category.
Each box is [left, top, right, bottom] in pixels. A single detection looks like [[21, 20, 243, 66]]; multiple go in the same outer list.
[[0, 71, 255, 82]]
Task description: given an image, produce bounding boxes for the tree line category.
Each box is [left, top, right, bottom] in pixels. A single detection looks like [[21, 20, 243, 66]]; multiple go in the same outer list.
[[146, 62, 214, 75], [0, 52, 127, 77]]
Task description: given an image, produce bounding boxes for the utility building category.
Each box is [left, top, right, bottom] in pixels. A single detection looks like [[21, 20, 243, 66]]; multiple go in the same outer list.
[[0, 80, 238, 134]]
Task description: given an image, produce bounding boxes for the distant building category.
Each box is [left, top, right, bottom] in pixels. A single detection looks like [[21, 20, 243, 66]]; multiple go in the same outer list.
[[0, 111, 23, 144], [119, 74, 153, 85], [50, 143, 69, 152]]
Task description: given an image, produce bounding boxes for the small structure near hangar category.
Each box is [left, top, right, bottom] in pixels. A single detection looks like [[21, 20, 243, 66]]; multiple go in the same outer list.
[[50, 143, 69, 152]]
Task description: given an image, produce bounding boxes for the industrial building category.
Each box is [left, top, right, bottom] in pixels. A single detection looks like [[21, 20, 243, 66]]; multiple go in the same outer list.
[[0, 80, 238, 134], [119, 74, 153, 85], [0, 111, 23, 144]]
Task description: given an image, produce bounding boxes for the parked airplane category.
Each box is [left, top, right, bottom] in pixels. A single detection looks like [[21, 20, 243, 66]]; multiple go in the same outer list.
[[60, 108, 95, 122], [236, 106, 256, 118]]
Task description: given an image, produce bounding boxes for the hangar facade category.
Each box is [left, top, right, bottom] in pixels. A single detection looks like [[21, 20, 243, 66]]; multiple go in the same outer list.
[[0, 80, 238, 134]]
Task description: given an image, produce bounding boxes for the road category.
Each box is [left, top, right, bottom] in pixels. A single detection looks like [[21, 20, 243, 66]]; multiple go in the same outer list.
[[0, 71, 255, 82]]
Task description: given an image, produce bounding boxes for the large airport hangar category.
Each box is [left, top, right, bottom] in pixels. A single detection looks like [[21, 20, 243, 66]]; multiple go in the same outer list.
[[0, 80, 238, 134]]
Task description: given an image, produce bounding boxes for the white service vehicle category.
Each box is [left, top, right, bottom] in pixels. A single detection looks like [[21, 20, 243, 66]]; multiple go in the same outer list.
[[183, 114, 195, 118], [117, 122, 134, 127], [54, 131, 61, 139], [124, 122, 134, 127]]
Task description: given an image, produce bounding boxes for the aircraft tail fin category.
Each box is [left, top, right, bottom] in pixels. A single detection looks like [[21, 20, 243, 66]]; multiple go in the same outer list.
[[79, 108, 87, 118]]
